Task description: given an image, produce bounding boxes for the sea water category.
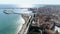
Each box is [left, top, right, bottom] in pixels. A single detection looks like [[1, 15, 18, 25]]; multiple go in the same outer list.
[[0, 10, 24, 34], [0, 9, 25, 34], [0, 4, 30, 34]]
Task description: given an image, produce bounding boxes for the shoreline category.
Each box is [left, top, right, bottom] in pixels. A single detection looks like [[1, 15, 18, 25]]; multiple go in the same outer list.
[[18, 15, 31, 34]]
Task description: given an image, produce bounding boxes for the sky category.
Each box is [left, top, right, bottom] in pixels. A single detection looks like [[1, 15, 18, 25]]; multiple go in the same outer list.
[[0, 0, 60, 8], [0, 0, 60, 5]]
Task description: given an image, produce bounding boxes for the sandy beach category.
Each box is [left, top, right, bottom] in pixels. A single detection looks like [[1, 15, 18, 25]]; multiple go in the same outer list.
[[18, 14, 31, 34]]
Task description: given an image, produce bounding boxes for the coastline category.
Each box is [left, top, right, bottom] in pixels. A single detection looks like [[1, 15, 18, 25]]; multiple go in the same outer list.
[[18, 14, 31, 34]]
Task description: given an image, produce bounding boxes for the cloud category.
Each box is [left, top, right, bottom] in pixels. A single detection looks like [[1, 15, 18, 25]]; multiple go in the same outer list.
[[0, 0, 60, 5]]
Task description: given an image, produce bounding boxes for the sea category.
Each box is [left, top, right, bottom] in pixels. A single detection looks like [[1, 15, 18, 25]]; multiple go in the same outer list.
[[0, 5, 26, 34]]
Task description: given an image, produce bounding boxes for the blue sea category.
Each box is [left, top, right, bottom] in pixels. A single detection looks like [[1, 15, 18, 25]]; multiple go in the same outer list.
[[0, 5, 25, 34]]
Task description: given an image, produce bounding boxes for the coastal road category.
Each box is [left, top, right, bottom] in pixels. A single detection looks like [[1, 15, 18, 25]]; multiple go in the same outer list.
[[18, 14, 33, 34]]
